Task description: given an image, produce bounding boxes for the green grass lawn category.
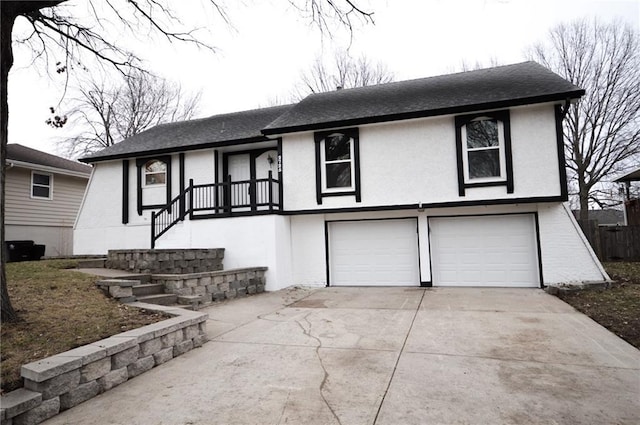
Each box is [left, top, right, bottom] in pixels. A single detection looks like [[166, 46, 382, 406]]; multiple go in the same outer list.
[[1, 259, 167, 394]]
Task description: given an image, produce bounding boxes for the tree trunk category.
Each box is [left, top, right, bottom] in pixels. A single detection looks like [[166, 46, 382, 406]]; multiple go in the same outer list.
[[1, 5, 18, 323], [578, 175, 590, 221]]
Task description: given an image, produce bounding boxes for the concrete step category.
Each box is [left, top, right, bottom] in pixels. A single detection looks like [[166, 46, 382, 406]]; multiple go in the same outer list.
[[110, 274, 152, 285], [77, 258, 107, 268], [132, 283, 165, 297], [136, 294, 178, 306]]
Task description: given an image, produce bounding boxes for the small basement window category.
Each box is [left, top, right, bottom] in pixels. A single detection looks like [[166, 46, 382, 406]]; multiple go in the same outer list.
[[144, 159, 167, 186], [31, 172, 52, 199]]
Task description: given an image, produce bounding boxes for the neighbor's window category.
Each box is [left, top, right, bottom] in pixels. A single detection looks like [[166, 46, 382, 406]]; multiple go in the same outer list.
[[143, 159, 167, 186], [31, 172, 52, 199], [462, 117, 505, 181], [322, 132, 355, 190]]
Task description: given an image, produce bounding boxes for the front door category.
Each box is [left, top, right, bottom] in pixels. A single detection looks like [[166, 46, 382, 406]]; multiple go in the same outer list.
[[227, 154, 251, 211], [225, 150, 278, 212]]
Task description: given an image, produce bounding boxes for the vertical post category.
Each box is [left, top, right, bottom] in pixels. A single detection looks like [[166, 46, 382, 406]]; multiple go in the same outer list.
[[225, 175, 232, 215], [188, 179, 194, 220], [151, 212, 156, 249], [214, 182, 220, 215], [268, 170, 273, 213]]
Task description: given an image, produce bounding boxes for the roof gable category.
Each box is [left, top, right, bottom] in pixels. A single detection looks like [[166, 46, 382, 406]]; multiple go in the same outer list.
[[6, 144, 92, 175], [263, 61, 583, 134]]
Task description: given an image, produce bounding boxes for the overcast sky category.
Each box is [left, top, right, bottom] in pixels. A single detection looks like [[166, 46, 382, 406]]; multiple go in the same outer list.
[[7, 0, 640, 156]]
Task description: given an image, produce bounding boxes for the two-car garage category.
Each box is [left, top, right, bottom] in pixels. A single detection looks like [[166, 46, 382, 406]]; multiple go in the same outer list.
[[327, 214, 540, 288]]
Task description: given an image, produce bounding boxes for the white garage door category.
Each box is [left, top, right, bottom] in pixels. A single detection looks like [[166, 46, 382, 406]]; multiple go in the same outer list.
[[430, 214, 539, 287], [328, 219, 420, 286]]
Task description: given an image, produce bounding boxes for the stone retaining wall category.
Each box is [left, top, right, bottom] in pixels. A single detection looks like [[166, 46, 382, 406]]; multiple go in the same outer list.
[[153, 267, 267, 302], [106, 249, 224, 274], [1, 304, 207, 425]]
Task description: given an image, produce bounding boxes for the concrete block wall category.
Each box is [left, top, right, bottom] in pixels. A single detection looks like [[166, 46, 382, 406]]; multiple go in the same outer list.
[[1, 304, 207, 425], [153, 267, 267, 302], [106, 249, 225, 274]]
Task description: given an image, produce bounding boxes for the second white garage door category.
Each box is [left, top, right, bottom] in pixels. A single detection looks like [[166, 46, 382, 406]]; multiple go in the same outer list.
[[328, 219, 420, 286], [429, 214, 540, 287]]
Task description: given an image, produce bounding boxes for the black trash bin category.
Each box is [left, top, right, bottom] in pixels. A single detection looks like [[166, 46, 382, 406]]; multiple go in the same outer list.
[[32, 244, 46, 260], [5, 240, 46, 262]]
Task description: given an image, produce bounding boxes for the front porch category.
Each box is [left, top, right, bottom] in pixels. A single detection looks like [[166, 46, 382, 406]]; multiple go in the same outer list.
[[152, 173, 280, 248]]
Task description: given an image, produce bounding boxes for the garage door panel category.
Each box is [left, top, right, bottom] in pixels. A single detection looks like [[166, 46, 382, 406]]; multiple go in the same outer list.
[[430, 215, 539, 287], [329, 219, 420, 286]]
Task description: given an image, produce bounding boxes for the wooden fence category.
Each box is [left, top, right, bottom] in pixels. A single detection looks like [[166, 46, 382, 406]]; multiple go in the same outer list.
[[578, 220, 640, 261]]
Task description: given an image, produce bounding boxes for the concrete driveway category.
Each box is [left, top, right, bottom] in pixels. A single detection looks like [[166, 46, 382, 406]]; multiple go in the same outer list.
[[45, 287, 640, 425]]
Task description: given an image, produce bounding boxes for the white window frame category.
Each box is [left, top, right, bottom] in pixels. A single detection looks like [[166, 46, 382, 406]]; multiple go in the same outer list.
[[143, 159, 167, 187], [31, 171, 53, 200], [320, 132, 356, 193], [461, 117, 507, 184]]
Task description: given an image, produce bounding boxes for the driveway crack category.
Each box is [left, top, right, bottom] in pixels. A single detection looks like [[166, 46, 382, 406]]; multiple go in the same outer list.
[[295, 312, 342, 425], [373, 289, 426, 424]]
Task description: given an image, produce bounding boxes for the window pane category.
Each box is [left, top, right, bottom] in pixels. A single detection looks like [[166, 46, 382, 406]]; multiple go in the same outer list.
[[32, 185, 50, 198], [466, 119, 498, 149], [468, 150, 500, 178], [145, 160, 166, 173], [325, 134, 351, 161], [326, 163, 351, 188], [145, 172, 166, 185], [33, 173, 50, 185]]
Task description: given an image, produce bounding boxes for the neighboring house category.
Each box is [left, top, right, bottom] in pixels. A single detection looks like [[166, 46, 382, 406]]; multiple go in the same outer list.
[[572, 209, 626, 226], [75, 62, 608, 290], [5, 144, 92, 256], [616, 167, 640, 226]]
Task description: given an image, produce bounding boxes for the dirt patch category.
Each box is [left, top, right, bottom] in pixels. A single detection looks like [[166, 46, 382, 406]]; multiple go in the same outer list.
[[557, 262, 640, 349], [1, 259, 170, 394]]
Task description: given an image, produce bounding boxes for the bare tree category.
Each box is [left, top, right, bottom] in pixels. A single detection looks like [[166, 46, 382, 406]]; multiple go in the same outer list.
[[58, 70, 201, 157], [294, 49, 394, 99], [528, 19, 640, 220], [1, 0, 374, 322]]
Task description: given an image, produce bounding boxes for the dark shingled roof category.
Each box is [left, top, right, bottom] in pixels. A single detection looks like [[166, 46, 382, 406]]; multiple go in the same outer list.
[[80, 61, 582, 162], [81, 104, 294, 162], [616, 168, 640, 182], [263, 61, 584, 134], [6, 144, 92, 174]]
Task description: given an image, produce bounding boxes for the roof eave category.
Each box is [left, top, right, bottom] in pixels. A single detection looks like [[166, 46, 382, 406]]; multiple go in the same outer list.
[[262, 90, 585, 135], [79, 135, 276, 163], [6, 159, 91, 177]]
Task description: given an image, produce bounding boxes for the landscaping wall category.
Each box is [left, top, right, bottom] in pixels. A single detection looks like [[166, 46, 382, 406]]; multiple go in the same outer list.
[[1, 304, 207, 425], [153, 267, 267, 301], [106, 248, 224, 274]]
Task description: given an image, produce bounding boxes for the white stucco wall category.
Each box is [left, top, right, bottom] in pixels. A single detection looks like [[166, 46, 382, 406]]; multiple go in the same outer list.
[[537, 203, 608, 284], [156, 215, 293, 291], [282, 103, 562, 211]]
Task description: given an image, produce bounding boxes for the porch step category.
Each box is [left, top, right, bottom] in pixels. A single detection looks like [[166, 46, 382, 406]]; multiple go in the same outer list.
[[132, 283, 165, 297], [136, 294, 178, 306], [77, 258, 107, 268]]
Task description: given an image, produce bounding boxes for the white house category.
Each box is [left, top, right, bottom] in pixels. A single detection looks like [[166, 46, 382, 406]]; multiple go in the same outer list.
[[6, 144, 92, 257], [74, 62, 608, 290]]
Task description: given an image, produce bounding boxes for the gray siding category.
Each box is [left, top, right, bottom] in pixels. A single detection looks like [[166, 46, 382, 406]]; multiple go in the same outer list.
[[5, 167, 89, 227]]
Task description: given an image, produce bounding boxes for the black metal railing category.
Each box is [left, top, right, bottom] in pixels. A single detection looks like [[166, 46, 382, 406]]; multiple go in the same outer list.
[[151, 186, 189, 248], [151, 171, 280, 247]]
